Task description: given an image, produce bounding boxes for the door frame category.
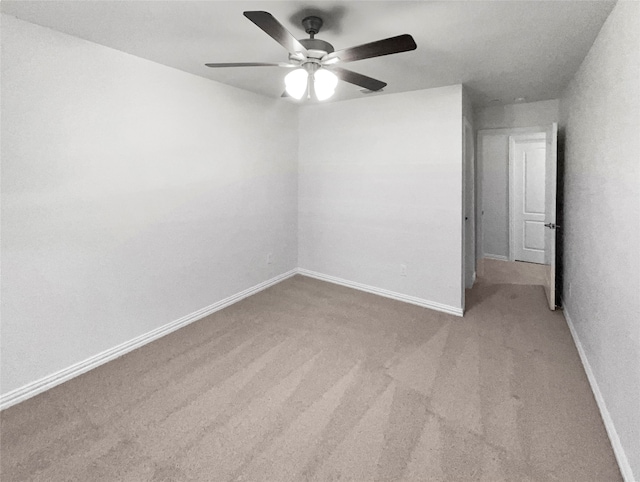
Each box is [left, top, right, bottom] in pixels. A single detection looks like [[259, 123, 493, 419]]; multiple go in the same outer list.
[[544, 123, 558, 310], [463, 117, 476, 289], [508, 131, 547, 263], [477, 126, 550, 261]]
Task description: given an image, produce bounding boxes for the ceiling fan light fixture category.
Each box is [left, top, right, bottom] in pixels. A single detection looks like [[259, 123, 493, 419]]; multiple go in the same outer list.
[[314, 68, 338, 101], [285, 68, 308, 99], [207, 11, 415, 101]]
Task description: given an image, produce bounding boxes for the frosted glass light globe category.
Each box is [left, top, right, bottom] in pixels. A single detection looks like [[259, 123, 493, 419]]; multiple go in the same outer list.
[[284, 69, 308, 99], [314, 69, 338, 101]]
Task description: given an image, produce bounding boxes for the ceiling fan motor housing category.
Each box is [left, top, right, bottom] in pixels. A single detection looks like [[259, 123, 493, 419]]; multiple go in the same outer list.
[[302, 16, 323, 36], [300, 38, 334, 55], [296, 16, 334, 61]]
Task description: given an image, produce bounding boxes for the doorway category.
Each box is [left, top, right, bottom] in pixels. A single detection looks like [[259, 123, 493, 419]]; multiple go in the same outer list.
[[477, 123, 558, 309]]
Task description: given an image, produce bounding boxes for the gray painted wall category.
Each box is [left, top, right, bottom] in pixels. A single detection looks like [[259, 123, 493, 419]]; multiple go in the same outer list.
[[298, 86, 464, 311], [475, 99, 559, 131], [1, 15, 299, 396], [560, 1, 640, 479], [478, 133, 510, 258]]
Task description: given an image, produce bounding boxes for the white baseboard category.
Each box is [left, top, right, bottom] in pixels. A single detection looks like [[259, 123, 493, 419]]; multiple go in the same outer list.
[[0, 269, 298, 411], [564, 308, 634, 482], [1, 268, 463, 410], [483, 254, 509, 261], [297, 268, 463, 317]]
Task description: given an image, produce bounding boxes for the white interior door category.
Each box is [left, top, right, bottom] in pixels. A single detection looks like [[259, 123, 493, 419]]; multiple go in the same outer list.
[[510, 133, 547, 264], [543, 123, 558, 310]]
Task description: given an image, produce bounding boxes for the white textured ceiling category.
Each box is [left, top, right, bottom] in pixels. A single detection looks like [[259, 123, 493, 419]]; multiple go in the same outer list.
[[1, 1, 615, 106]]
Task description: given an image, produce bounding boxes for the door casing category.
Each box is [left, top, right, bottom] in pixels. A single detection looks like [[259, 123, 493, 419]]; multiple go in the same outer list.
[[463, 117, 476, 290]]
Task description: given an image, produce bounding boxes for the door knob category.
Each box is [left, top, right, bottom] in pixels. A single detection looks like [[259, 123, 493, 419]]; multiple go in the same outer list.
[[544, 223, 561, 229]]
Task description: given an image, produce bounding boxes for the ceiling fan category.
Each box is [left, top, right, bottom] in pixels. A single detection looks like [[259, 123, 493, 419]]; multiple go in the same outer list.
[[205, 11, 417, 101]]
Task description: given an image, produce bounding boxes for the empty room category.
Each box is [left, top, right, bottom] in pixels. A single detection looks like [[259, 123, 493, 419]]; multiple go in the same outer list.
[[1, 1, 638, 481]]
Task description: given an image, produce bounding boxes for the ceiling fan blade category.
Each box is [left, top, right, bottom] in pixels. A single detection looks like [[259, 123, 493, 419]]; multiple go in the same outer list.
[[322, 34, 416, 64], [329, 67, 387, 91], [243, 11, 308, 59], [205, 62, 296, 68]]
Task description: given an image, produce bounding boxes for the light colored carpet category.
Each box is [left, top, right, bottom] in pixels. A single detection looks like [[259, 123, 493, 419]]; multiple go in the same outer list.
[[477, 258, 547, 286], [0, 275, 621, 481]]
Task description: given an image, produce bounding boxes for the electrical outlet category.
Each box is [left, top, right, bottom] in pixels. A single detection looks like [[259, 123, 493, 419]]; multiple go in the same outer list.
[[267, 253, 273, 265], [400, 264, 407, 277]]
